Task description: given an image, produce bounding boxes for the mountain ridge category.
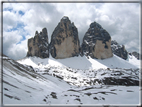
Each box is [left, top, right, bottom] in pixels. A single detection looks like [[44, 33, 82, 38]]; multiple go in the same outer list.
[[26, 16, 141, 61]]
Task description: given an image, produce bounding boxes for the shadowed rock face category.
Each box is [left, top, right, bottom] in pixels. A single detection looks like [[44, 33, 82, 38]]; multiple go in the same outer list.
[[81, 21, 113, 59], [27, 28, 49, 58], [50, 16, 80, 59], [111, 40, 128, 60]]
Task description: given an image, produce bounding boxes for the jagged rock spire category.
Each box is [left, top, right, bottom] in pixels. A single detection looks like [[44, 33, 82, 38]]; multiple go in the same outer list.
[[50, 16, 80, 59], [81, 21, 113, 59], [27, 28, 49, 58]]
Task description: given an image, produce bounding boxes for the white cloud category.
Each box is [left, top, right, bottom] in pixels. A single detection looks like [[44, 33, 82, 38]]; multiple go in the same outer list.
[[8, 36, 29, 60], [92, 3, 140, 52], [2, 3, 140, 60], [3, 11, 17, 30], [3, 30, 23, 56]]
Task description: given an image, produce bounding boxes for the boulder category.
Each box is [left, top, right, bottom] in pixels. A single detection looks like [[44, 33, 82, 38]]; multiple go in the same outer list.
[[27, 28, 49, 58], [111, 40, 128, 60], [81, 21, 113, 59], [50, 16, 80, 59]]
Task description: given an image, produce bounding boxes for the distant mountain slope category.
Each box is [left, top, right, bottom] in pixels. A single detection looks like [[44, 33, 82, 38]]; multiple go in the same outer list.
[[17, 54, 139, 69], [111, 40, 128, 60], [129, 51, 142, 60]]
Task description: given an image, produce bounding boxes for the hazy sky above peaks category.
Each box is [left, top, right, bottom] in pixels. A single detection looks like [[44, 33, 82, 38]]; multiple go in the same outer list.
[[3, 2, 140, 60]]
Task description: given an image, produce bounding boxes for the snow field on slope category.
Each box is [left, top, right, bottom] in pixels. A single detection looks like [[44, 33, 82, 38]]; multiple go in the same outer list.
[[17, 54, 139, 70], [3, 67, 140, 105], [128, 54, 141, 68], [3, 62, 140, 105], [3, 59, 71, 104], [3, 56, 140, 105]]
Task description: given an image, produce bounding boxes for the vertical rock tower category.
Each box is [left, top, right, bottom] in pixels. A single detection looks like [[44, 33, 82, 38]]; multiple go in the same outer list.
[[27, 28, 49, 58], [81, 22, 113, 59], [50, 16, 80, 59]]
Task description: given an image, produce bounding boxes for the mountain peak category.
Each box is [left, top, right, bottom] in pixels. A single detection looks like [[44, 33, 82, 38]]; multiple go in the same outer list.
[[27, 28, 49, 58], [50, 16, 80, 59], [90, 21, 103, 30], [81, 21, 113, 59], [61, 16, 69, 20]]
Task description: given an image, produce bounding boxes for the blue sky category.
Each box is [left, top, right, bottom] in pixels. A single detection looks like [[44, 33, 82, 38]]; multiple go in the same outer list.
[[3, 2, 140, 60]]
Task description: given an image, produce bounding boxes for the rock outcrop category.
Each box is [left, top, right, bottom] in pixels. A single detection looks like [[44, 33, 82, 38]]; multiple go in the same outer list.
[[129, 51, 141, 60], [50, 16, 80, 59], [81, 21, 113, 59], [27, 28, 49, 58], [111, 40, 128, 60]]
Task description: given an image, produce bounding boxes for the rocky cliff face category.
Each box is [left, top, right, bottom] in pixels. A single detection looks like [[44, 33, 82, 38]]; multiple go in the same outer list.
[[50, 16, 80, 59], [81, 22, 113, 59], [111, 40, 128, 60], [27, 28, 49, 58]]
